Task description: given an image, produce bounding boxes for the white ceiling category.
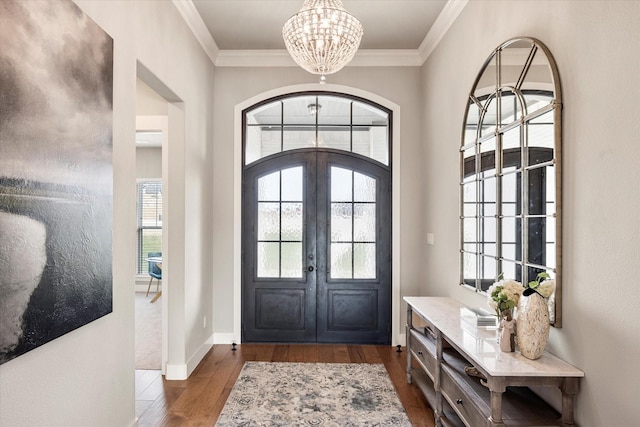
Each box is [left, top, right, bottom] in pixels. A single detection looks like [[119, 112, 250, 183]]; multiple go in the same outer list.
[[177, 0, 467, 66], [192, 0, 448, 50]]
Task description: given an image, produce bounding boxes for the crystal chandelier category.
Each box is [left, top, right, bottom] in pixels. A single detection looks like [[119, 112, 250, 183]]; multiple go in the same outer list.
[[282, 0, 363, 83]]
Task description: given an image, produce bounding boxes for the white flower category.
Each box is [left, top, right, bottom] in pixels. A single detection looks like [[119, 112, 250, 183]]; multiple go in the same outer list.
[[487, 279, 525, 315], [501, 280, 525, 305], [536, 279, 555, 298]]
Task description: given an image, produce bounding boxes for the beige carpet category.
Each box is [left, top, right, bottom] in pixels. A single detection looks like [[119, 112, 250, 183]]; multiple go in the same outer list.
[[135, 292, 161, 370]]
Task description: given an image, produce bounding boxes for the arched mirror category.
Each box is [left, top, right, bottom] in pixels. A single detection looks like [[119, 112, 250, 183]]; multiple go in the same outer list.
[[460, 38, 563, 326]]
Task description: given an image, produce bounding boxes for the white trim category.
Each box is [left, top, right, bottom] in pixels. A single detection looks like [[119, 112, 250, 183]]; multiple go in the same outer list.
[[398, 333, 407, 348], [233, 83, 402, 346], [215, 49, 421, 68], [172, 0, 219, 64], [350, 50, 422, 67], [216, 50, 294, 67], [136, 115, 169, 376], [418, 0, 469, 63], [187, 337, 213, 376], [166, 336, 213, 380], [134, 283, 161, 294], [213, 332, 237, 345], [165, 363, 187, 380]]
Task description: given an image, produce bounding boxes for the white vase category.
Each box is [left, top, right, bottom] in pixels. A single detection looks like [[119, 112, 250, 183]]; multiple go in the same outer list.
[[516, 290, 550, 360]]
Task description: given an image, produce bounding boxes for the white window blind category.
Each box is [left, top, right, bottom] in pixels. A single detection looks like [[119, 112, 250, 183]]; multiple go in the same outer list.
[[137, 180, 162, 274]]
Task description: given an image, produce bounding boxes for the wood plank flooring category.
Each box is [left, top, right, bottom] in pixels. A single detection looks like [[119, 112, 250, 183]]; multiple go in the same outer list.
[[136, 344, 435, 426]]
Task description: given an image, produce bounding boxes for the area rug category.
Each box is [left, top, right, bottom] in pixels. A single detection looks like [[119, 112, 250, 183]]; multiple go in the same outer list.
[[215, 362, 411, 426]]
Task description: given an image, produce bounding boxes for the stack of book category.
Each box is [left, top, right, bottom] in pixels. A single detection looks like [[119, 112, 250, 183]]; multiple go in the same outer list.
[[460, 306, 497, 328]]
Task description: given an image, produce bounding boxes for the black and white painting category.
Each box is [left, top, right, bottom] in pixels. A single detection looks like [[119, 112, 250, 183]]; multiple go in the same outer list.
[[0, 0, 113, 364]]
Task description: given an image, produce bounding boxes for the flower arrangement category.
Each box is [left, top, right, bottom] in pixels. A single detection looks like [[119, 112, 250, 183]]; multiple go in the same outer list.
[[525, 272, 555, 298], [487, 276, 525, 316]]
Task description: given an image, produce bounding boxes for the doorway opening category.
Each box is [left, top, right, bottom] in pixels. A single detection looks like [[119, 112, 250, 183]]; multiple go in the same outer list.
[[241, 92, 392, 344]]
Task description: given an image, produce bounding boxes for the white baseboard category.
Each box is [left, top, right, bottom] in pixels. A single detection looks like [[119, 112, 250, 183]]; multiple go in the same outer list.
[[210, 333, 404, 347], [165, 363, 187, 380], [213, 332, 238, 345], [396, 333, 406, 347], [135, 284, 161, 294], [185, 335, 213, 377], [165, 337, 212, 380]]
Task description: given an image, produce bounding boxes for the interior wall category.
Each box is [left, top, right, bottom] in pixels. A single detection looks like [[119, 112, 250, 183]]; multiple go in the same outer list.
[[211, 67, 425, 337], [0, 0, 215, 425], [420, 1, 640, 425], [136, 79, 165, 180], [136, 148, 162, 179]]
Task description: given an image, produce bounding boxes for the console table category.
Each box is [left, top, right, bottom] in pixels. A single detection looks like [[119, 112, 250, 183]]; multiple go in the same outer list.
[[405, 297, 584, 427]]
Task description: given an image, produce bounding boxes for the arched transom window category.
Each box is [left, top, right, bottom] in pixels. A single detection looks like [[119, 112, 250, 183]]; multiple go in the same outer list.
[[244, 93, 390, 165]]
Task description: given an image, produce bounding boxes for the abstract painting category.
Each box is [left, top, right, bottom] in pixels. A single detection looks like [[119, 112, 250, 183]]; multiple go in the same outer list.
[[0, 0, 113, 364]]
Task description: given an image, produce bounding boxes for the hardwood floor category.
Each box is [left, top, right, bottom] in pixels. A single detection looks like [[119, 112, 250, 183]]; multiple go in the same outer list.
[[136, 344, 435, 426]]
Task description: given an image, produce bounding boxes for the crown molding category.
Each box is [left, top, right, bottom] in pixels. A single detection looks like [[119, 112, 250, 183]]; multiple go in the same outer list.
[[215, 50, 294, 67], [418, 0, 468, 63], [175, 0, 466, 68], [172, 0, 219, 64], [215, 49, 421, 68], [350, 50, 422, 67]]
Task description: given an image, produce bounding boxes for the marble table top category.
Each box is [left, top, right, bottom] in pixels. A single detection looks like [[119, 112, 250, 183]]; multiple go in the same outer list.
[[405, 296, 584, 378]]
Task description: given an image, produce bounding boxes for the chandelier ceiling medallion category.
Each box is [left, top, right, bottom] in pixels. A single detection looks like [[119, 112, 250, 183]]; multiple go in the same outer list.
[[283, 0, 364, 83]]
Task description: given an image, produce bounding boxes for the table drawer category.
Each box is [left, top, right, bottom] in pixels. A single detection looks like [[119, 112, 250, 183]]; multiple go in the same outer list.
[[440, 363, 486, 427], [410, 328, 436, 380]]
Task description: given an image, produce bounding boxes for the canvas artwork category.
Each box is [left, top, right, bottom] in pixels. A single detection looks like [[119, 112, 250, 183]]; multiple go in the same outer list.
[[0, 0, 113, 364]]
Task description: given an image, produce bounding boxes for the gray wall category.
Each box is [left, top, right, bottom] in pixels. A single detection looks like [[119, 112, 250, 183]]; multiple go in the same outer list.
[[420, 1, 640, 425], [136, 147, 162, 179], [211, 66, 426, 334], [0, 0, 215, 425], [1, 1, 638, 426]]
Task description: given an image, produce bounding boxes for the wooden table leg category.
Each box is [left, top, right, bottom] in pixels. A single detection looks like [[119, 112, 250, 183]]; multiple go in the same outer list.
[[150, 291, 161, 303]]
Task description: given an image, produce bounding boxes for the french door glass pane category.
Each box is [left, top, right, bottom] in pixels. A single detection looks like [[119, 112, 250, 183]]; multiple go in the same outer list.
[[331, 167, 352, 201], [282, 167, 303, 201], [257, 202, 279, 240], [354, 204, 375, 241], [256, 166, 304, 278], [354, 243, 376, 278], [281, 203, 303, 241], [281, 242, 303, 278], [331, 203, 352, 241], [258, 171, 279, 201], [329, 167, 377, 280], [354, 173, 375, 202], [257, 242, 279, 278], [331, 243, 352, 279]]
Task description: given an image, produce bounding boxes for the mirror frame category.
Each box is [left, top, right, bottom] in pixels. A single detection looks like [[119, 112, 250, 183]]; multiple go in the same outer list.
[[459, 37, 563, 327]]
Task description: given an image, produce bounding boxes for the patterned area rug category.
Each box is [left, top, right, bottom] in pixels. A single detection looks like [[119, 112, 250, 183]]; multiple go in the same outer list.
[[216, 362, 411, 426]]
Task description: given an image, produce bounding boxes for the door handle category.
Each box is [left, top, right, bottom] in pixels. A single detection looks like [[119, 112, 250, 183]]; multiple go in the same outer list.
[[308, 266, 315, 272]]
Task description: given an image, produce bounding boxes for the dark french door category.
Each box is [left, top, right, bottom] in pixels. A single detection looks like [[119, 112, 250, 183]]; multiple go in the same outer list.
[[242, 149, 391, 344]]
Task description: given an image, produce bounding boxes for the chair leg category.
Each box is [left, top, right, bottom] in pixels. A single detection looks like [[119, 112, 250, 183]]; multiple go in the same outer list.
[[156, 280, 161, 294], [147, 276, 154, 297]]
